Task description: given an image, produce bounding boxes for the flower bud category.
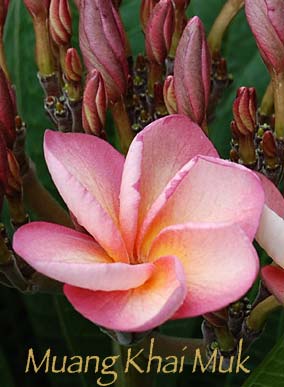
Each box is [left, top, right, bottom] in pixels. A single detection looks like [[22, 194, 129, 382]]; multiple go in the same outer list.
[[262, 130, 277, 159], [50, 0, 72, 46], [262, 265, 284, 305], [245, 0, 284, 73], [65, 48, 82, 82], [163, 75, 177, 114], [0, 69, 16, 148], [23, 0, 50, 19], [174, 16, 211, 128], [140, 0, 159, 33], [82, 70, 107, 137], [79, 0, 129, 102], [233, 87, 257, 135], [145, 0, 175, 65]]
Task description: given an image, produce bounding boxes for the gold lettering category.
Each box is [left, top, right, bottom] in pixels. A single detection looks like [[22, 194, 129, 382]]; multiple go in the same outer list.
[[25, 348, 50, 373], [193, 348, 218, 373]]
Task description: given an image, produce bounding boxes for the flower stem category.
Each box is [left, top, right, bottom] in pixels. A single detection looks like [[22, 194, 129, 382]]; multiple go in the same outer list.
[[246, 295, 281, 332], [208, 0, 244, 55], [260, 80, 274, 117], [273, 72, 284, 139], [110, 96, 134, 154]]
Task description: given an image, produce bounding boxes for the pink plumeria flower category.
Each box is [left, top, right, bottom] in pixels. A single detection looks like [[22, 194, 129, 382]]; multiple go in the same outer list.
[[14, 115, 272, 332]]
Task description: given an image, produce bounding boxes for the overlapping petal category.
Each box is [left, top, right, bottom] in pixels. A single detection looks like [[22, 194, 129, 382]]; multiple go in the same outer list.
[[256, 205, 284, 268], [139, 156, 264, 256], [44, 130, 128, 262], [119, 114, 218, 255], [64, 256, 187, 332], [148, 222, 259, 317], [261, 265, 284, 304], [13, 222, 153, 291]]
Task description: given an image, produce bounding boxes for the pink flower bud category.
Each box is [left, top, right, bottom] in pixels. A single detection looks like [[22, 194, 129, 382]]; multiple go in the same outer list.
[[0, 69, 16, 148], [233, 87, 257, 135], [163, 75, 177, 114], [262, 131, 277, 159], [174, 16, 211, 127], [245, 0, 284, 73], [50, 0, 72, 46], [79, 0, 129, 102], [145, 0, 175, 65], [140, 0, 159, 33], [82, 70, 108, 137], [65, 48, 83, 82], [23, 0, 50, 19]]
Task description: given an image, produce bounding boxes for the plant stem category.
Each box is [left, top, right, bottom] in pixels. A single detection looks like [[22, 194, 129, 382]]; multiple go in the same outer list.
[[273, 72, 284, 139], [208, 0, 244, 55], [246, 295, 281, 332], [110, 96, 134, 154], [260, 80, 274, 117]]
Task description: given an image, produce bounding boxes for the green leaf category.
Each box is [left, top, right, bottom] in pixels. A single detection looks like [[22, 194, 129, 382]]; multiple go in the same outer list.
[[243, 333, 284, 387]]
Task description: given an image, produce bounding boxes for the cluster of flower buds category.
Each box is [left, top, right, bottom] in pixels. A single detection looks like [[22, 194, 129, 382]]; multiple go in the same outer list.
[[230, 86, 281, 184]]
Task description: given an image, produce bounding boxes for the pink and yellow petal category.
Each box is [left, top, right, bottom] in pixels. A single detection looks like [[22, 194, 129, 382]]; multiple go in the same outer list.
[[13, 222, 153, 291], [44, 131, 128, 262], [119, 114, 218, 255], [140, 156, 264, 256], [64, 256, 187, 332], [261, 265, 284, 304], [148, 222, 259, 318]]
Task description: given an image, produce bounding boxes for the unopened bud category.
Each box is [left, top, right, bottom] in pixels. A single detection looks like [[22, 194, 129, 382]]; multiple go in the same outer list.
[[163, 75, 177, 114], [140, 0, 159, 33], [233, 87, 257, 136], [82, 70, 107, 137], [50, 0, 72, 46], [65, 48, 82, 82]]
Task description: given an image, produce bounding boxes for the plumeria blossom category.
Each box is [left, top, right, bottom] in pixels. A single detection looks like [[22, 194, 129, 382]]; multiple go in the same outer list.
[[13, 114, 283, 332]]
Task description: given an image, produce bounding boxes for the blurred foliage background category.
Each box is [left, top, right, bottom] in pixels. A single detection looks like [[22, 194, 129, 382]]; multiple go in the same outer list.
[[0, 0, 283, 386]]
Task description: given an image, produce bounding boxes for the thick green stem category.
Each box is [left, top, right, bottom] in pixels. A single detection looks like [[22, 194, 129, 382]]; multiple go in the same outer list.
[[246, 295, 281, 332]]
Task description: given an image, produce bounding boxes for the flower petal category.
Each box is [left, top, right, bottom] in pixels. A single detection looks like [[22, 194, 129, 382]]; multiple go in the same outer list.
[[44, 130, 128, 262], [256, 205, 284, 268], [64, 255, 187, 332], [140, 156, 264, 256], [257, 172, 284, 217], [148, 222, 259, 318], [119, 115, 218, 256], [13, 222, 153, 291], [261, 265, 284, 304]]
